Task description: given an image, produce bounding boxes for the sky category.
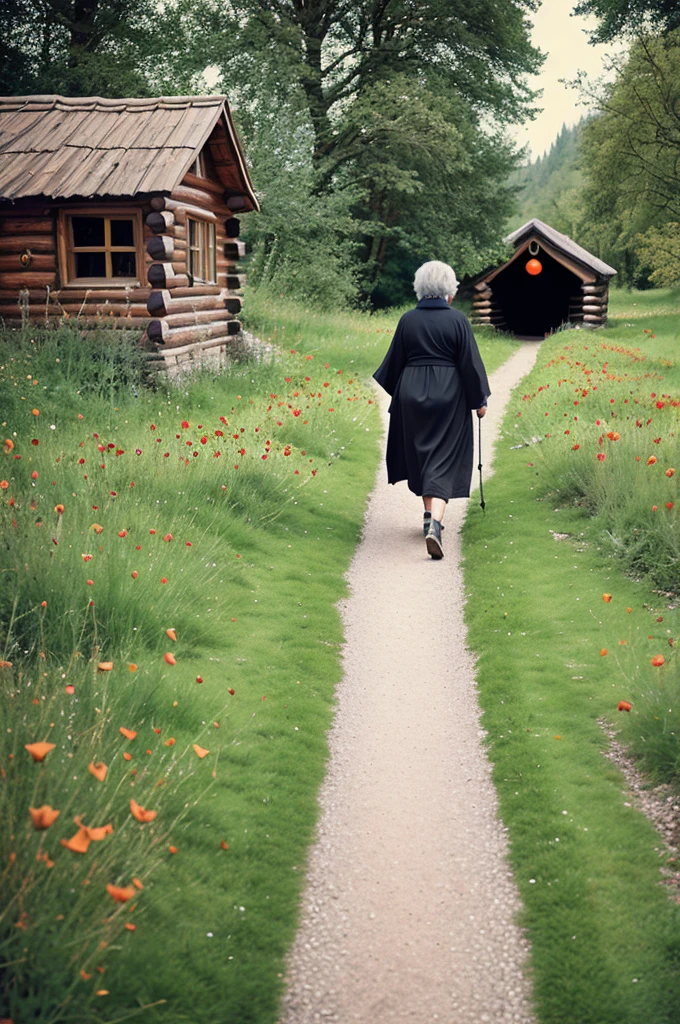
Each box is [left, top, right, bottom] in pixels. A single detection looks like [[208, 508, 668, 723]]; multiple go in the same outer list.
[[511, 0, 627, 160]]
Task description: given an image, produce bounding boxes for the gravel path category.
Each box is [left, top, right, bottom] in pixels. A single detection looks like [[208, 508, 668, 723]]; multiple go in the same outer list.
[[278, 342, 541, 1024]]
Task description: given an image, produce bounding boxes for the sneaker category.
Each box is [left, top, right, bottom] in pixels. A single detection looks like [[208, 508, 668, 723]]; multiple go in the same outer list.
[[423, 512, 444, 537], [425, 518, 444, 560]]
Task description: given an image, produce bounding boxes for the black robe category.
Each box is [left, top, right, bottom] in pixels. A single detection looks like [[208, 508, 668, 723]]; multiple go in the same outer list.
[[373, 298, 490, 500]]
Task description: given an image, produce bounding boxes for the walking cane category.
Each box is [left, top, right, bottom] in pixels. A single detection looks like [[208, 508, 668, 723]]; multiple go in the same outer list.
[[478, 415, 485, 511]]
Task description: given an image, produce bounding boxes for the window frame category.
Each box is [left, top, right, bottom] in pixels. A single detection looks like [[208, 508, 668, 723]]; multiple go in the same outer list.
[[58, 207, 144, 288], [186, 216, 217, 286]]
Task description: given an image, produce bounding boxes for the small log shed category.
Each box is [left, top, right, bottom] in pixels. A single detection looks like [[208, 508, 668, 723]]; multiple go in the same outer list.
[[0, 94, 259, 364], [470, 218, 617, 337]]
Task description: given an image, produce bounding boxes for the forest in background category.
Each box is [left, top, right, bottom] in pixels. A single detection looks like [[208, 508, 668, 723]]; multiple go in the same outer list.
[[1, 0, 679, 304]]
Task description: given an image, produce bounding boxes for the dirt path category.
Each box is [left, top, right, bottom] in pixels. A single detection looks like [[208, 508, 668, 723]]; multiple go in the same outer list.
[[279, 342, 541, 1024]]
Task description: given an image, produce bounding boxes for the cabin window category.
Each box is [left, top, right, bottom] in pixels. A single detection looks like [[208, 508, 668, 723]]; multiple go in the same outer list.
[[189, 152, 205, 177], [58, 208, 142, 286], [187, 218, 216, 285]]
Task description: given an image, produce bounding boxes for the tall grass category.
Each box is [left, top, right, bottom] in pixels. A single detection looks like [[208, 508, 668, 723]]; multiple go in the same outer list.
[[0, 320, 380, 1022]]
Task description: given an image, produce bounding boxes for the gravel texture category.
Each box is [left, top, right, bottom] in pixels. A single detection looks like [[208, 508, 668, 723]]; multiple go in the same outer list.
[[278, 343, 541, 1024]]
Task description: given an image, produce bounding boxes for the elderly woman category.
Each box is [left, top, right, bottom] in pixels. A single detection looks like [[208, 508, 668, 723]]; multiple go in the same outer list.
[[373, 261, 490, 559]]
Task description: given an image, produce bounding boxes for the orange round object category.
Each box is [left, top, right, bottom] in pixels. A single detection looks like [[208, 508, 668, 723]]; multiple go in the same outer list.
[[525, 258, 543, 275]]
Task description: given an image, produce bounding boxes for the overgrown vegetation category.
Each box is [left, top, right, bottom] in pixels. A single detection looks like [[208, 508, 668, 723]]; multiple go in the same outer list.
[[0, 318, 382, 1022], [462, 289, 680, 1024]]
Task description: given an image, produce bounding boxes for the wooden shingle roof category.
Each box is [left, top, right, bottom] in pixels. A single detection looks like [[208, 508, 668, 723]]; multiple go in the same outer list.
[[0, 94, 259, 208], [504, 218, 616, 279]]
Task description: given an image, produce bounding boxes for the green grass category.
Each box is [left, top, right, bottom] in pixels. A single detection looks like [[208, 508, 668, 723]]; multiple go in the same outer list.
[[463, 314, 680, 1024], [241, 286, 520, 379], [0, 321, 381, 1022]]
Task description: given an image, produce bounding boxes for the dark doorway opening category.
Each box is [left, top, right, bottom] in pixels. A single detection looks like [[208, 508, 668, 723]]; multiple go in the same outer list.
[[491, 246, 582, 337]]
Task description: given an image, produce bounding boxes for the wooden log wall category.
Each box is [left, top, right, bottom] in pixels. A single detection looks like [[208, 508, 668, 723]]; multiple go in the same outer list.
[[0, 171, 247, 354], [144, 175, 243, 350], [470, 282, 507, 331], [579, 280, 609, 327]]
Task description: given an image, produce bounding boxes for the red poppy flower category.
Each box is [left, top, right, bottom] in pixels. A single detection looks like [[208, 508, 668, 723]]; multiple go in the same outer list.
[[618, 701, 632, 712], [651, 654, 665, 667]]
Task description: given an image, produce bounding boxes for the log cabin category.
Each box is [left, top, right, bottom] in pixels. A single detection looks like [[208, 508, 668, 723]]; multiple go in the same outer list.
[[470, 218, 617, 337], [0, 94, 259, 368]]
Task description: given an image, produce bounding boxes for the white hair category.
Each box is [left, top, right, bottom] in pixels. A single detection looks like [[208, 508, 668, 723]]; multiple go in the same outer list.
[[413, 261, 459, 301]]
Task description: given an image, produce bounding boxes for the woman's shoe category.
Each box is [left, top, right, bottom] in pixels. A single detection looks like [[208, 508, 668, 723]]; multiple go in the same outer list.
[[425, 518, 444, 559], [423, 512, 444, 537]]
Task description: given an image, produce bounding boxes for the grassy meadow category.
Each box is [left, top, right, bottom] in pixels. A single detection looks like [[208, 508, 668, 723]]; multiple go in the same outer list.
[[0, 296, 518, 1024], [463, 286, 680, 1024]]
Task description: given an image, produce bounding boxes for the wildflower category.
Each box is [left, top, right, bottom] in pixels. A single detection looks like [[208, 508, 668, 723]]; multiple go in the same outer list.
[[164, 737, 176, 746], [106, 883, 136, 903], [651, 654, 665, 667], [647, 456, 657, 465], [596, 453, 606, 462], [192, 744, 209, 759], [667, 502, 674, 510], [606, 431, 620, 441], [602, 593, 612, 603], [25, 741, 55, 762], [0, 480, 8, 489], [3, 439, 14, 454], [221, 840, 229, 850], [618, 701, 632, 712], [82, 553, 93, 562], [181, 420, 190, 429], [97, 661, 113, 672], [168, 845, 177, 854], [118, 529, 127, 538], [600, 649, 608, 656], [119, 727, 137, 740], [164, 652, 176, 665], [163, 533, 173, 542], [88, 761, 108, 782], [195, 675, 203, 683], [61, 828, 91, 854], [161, 577, 168, 584], [130, 799, 157, 823], [666, 468, 675, 477], [32, 408, 39, 416], [166, 628, 176, 641], [29, 805, 60, 829], [131, 570, 138, 579]]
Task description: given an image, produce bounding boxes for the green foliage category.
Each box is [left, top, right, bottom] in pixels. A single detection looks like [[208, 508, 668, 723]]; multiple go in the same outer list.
[[635, 223, 680, 287], [0, 0, 218, 96], [219, 0, 543, 307], [0, 317, 381, 1022], [508, 122, 587, 238], [576, 31, 680, 286], [573, 0, 680, 41]]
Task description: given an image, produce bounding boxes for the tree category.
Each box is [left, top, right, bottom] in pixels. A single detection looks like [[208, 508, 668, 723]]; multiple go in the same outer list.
[[576, 30, 680, 285], [219, 0, 543, 304], [573, 0, 680, 41], [0, 0, 217, 96]]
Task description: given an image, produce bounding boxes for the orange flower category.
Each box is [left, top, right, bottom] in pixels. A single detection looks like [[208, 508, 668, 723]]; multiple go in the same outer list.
[[0, 659, 13, 669], [600, 649, 608, 656], [168, 845, 177, 854], [97, 661, 113, 672], [25, 741, 55, 762], [0, 480, 8, 489], [602, 593, 612, 603], [132, 877, 144, 890], [220, 840, 229, 851], [667, 468, 675, 477], [627, 607, 632, 613], [88, 761, 108, 782], [129, 799, 157, 823], [92, 523, 104, 534], [123, 752, 132, 761], [125, 922, 136, 931], [165, 628, 176, 642], [651, 654, 665, 667], [618, 701, 632, 712], [29, 804, 60, 829], [647, 455, 657, 465], [129, 663, 137, 672], [164, 737, 176, 747], [85, 822, 114, 842], [32, 408, 39, 416], [4, 438, 14, 453], [61, 828, 91, 854], [106, 883, 136, 903], [163, 533, 173, 542], [192, 744, 209, 759], [119, 727, 137, 740], [54, 504, 65, 515], [118, 529, 127, 537], [164, 652, 176, 665], [80, 969, 91, 980], [606, 431, 620, 441]]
